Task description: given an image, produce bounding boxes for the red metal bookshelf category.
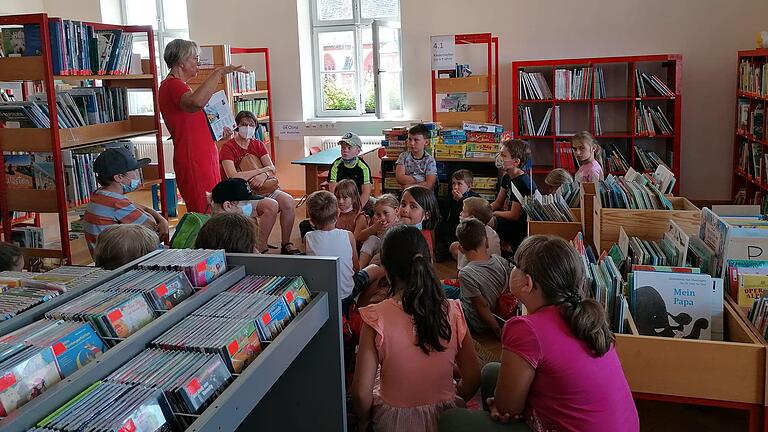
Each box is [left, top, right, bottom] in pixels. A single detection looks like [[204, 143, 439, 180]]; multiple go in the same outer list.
[[512, 54, 682, 194], [431, 33, 499, 127], [732, 49, 768, 209], [0, 13, 167, 265]]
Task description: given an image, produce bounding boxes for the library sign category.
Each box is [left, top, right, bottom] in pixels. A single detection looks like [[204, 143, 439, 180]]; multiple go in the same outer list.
[[431, 35, 455, 70]]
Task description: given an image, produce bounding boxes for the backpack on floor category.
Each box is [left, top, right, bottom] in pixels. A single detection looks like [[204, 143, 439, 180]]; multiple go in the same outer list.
[[170, 212, 210, 249]]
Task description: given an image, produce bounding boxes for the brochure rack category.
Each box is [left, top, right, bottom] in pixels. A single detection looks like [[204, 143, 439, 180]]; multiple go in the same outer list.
[[1, 254, 345, 432]]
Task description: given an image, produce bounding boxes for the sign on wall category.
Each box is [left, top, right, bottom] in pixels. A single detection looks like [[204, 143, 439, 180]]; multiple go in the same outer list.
[[430, 35, 455, 71]]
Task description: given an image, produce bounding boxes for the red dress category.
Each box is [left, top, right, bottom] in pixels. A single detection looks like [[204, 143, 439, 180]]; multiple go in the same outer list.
[[158, 76, 221, 213]]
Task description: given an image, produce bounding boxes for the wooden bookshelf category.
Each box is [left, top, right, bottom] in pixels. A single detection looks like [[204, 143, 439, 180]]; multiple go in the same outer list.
[[732, 49, 768, 210], [512, 54, 682, 195], [431, 33, 499, 128], [0, 14, 167, 264]]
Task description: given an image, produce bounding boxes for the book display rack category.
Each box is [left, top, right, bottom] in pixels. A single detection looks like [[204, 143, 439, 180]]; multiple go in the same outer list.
[[0, 14, 167, 264], [732, 49, 768, 212], [512, 54, 682, 194], [431, 33, 499, 128], [0, 253, 345, 432], [188, 45, 275, 161]]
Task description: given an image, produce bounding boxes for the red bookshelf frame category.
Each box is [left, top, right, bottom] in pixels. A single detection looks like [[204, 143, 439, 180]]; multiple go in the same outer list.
[[229, 47, 275, 162], [512, 54, 682, 194], [431, 33, 499, 126], [0, 13, 167, 264], [732, 49, 768, 207]]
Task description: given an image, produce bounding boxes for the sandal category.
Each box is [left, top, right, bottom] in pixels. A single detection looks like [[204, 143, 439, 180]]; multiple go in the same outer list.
[[281, 242, 304, 255]]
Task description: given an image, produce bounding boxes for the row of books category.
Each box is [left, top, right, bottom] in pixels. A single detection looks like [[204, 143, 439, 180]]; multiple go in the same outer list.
[[635, 147, 670, 172], [737, 100, 765, 140], [0, 21, 138, 76], [748, 293, 768, 340], [737, 141, 766, 182], [234, 98, 269, 119], [635, 103, 673, 136], [554, 67, 603, 100], [555, 181, 581, 207], [518, 71, 552, 100], [634, 70, 675, 97], [24, 273, 312, 430], [519, 191, 576, 222], [593, 104, 603, 135], [555, 141, 578, 172], [0, 266, 109, 321], [733, 188, 768, 215], [0, 87, 129, 129], [232, 71, 259, 94], [571, 232, 626, 332], [603, 142, 630, 173], [738, 59, 767, 96], [597, 168, 676, 210], [518, 106, 551, 136]]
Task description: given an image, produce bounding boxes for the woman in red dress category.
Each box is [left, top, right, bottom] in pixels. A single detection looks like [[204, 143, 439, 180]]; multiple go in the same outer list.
[[158, 39, 247, 214]]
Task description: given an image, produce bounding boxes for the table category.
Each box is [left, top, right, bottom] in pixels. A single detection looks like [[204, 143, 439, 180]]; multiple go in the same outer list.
[[292, 144, 381, 195]]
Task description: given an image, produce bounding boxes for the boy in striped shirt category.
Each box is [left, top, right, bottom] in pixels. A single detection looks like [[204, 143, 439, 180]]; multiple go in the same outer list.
[[83, 148, 168, 255]]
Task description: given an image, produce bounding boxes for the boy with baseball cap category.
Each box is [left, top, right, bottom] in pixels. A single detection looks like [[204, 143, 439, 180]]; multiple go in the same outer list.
[[328, 132, 372, 209], [83, 147, 168, 255]]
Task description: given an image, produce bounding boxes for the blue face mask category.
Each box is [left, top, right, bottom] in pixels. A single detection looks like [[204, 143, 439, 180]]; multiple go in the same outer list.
[[122, 178, 141, 193], [239, 202, 253, 217]]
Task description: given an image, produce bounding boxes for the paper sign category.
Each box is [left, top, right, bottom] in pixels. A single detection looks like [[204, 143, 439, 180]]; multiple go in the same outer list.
[[199, 46, 214, 69], [277, 122, 302, 141], [431, 35, 455, 71]]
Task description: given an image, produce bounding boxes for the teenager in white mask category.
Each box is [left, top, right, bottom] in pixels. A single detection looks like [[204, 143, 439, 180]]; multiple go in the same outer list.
[[219, 110, 301, 255]]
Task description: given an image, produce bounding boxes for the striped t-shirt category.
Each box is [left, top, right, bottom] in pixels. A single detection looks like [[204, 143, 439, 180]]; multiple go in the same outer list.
[[83, 189, 154, 255]]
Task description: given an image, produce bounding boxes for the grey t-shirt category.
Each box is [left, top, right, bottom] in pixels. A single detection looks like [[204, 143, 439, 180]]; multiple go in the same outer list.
[[396, 151, 437, 183], [459, 254, 511, 332]]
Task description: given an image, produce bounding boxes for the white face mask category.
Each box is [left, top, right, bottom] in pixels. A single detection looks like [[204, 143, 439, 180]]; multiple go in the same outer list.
[[238, 126, 256, 140]]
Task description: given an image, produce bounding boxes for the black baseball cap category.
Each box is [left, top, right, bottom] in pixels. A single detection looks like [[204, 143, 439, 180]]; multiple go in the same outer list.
[[211, 178, 263, 203], [93, 147, 150, 178]]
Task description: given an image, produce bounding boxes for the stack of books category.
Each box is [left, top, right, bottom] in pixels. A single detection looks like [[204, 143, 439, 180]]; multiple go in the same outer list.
[[603, 142, 630, 174], [473, 176, 498, 201], [381, 127, 408, 158], [463, 121, 503, 159], [634, 70, 675, 97], [739, 59, 767, 96], [518, 71, 552, 100], [434, 129, 466, 159], [519, 191, 575, 222], [137, 249, 228, 287], [555, 67, 597, 100], [596, 166, 677, 210], [0, 87, 129, 129], [635, 103, 673, 136]]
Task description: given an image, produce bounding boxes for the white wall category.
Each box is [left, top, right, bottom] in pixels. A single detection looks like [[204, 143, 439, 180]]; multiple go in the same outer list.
[[0, 0, 45, 14], [42, 0, 102, 22]]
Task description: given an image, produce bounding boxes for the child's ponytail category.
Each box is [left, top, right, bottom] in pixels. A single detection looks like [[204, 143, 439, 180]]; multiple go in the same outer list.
[[381, 225, 451, 354], [515, 235, 614, 356]]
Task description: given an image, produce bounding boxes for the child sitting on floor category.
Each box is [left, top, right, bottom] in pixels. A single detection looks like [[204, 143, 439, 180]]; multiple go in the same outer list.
[[395, 124, 438, 190], [195, 212, 259, 253], [304, 190, 359, 308], [358, 194, 400, 267], [351, 225, 480, 432], [456, 218, 511, 339], [334, 179, 368, 238], [436, 169, 481, 262], [94, 224, 159, 270], [544, 168, 573, 194], [450, 197, 501, 270], [0, 242, 23, 271]]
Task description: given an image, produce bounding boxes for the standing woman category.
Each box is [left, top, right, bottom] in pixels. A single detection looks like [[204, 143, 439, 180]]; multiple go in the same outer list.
[[158, 39, 247, 214]]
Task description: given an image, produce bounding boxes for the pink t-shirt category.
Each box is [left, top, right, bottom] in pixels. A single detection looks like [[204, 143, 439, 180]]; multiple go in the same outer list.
[[502, 305, 638, 432], [360, 298, 467, 407], [574, 160, 603, 183]]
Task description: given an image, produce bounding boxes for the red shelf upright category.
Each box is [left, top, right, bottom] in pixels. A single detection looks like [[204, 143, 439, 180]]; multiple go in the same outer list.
[[732, 49, 768, 210], [512, 54, 682, 194], [0, 13, 166, 265], [430, 33, 499, 128]]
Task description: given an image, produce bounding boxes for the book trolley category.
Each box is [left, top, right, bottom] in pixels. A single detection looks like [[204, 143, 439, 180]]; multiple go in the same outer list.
[[512, 54, 682, 194], [0, 14, 168, 264], [0, 253, 346, 432], [431, 33, 499, 128]]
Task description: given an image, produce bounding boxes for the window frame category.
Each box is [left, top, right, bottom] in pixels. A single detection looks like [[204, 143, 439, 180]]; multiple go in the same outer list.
[[310, 0, 402, 118], [120, 0, 189, 77]]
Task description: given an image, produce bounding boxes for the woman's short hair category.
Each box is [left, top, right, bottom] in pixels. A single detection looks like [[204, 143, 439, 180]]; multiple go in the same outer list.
[[164, 39, 199, 69], [94, 225, 159, 270], [195, 212, 258, 253]]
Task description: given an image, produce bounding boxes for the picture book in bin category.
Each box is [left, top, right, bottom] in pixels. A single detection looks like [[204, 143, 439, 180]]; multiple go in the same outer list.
[[632, 271, 713, 340]]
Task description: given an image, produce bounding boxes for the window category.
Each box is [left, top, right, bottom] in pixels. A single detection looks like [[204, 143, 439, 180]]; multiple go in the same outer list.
[[121, 0, 189, 115], [311, 0, 403, 118]]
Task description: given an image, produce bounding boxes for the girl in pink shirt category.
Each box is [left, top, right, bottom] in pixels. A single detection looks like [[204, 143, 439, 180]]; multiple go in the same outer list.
[[439, 235, 638, 432], [572, 131, 604, 183], [352, 225, 481, 432]]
